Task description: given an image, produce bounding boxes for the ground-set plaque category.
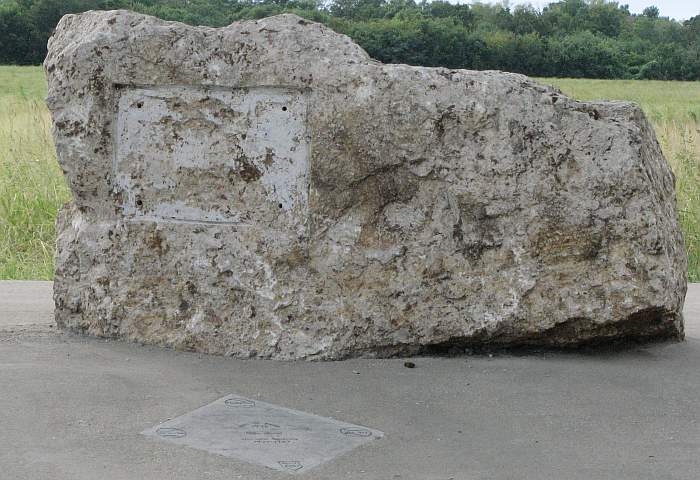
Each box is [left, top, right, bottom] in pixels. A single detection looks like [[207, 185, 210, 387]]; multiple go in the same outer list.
[[141, 394, 383, 474]]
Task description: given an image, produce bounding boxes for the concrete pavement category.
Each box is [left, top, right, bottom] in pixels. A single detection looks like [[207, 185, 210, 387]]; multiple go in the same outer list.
[[0, 281, 54, 326], [0, 282, 699, 480], [684, 283, 700, 338]]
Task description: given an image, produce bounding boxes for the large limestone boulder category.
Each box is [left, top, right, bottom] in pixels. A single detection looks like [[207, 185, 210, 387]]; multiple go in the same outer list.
[[46, 10, 687, 359]]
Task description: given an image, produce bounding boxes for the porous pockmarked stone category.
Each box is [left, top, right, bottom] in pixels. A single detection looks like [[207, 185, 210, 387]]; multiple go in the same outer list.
[[47, 10, 687, 359]]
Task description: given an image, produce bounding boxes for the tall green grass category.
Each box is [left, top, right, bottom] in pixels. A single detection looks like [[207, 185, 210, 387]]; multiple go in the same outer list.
[[0, 66, 70, 279], [539, 79, 700, 124], [0, 65, 48, 100], [0, 67, 698, 281]]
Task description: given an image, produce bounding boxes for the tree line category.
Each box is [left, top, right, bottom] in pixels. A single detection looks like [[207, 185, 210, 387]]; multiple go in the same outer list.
[[1, 0, 699, 80]]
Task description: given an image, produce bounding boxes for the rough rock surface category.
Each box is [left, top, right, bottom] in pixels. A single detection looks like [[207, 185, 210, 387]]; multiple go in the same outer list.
[[47, 10, 687, 359]]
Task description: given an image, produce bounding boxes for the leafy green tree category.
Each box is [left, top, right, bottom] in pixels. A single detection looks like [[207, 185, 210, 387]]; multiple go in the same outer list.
[[329, 0, 387, 20], [421, 1, 472, 28], [511, 5, 547, 36], [549, 30, 624, 78], [587, 0, 625, 37], [0, 1, 42, 64], [642, 6, 659, 19], [0, 0, 698, 80]]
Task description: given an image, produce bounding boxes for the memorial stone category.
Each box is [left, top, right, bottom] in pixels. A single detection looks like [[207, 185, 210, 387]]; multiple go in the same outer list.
[[47, 10, 687, 359]]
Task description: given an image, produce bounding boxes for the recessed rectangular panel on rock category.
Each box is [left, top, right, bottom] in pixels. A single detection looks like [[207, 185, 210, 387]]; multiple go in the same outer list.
[[114, 86, 309, 225]]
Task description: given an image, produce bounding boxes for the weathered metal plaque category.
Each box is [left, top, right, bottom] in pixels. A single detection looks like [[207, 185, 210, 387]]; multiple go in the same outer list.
[[114, 86, 309, 224], [141, 394, 383, 474]]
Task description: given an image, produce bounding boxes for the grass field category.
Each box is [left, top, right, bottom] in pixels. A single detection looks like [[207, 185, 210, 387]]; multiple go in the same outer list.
[[0, 66, 69, 279], [0, 67, 698, 281]]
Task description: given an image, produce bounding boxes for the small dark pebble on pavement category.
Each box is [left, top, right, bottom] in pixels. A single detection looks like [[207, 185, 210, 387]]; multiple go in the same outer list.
[[404, 361, 416, 368]]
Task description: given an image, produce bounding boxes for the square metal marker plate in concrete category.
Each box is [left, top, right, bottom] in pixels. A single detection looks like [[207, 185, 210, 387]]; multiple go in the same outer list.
[[141, 394, 383, 474]]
